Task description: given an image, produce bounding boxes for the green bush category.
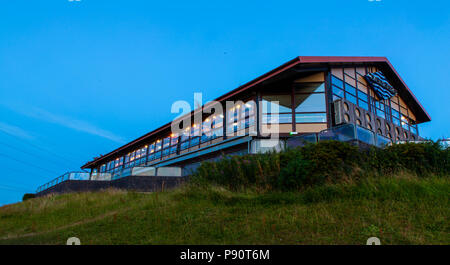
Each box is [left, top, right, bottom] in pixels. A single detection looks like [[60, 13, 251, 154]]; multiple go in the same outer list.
[[279, 141, 362, 190], [368, 141, 450, 176], [191, 140, 449, 191], [22, 193, 36, 201]]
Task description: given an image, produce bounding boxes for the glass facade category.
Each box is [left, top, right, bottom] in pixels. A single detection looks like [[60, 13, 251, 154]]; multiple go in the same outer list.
[[331, 68, 419, 136], [331, 75, 369, 112], [97, 82, 327, 173], [95, 69, 422, 174], [261, 95, 292, 124], [294, 82, 326, 123], [99, 106, 229, 173], [226, 101, 256, 135], [261, 82, 327, 125]]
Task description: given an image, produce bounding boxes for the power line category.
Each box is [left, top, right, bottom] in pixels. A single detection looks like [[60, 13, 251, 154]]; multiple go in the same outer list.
[[0, 173, 40, 190], [0, 140, 74, 170], [1, 171, 49, 193], [0, 153, 60, 175], [1, 164, 50, 180], [0, 183, 32, 192], [0, 176, 36, 190], [0, 130, 82, 166], [0, 184, 31, 193]]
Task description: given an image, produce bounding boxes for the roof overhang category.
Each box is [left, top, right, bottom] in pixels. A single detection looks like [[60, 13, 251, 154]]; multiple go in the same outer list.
[[81, 56, 431, 169]]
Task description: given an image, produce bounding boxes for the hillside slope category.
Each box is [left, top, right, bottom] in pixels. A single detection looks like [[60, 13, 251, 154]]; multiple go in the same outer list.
[[0, 175, 448, 245]]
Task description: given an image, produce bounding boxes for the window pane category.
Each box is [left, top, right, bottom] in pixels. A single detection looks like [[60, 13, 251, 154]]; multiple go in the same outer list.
[[401, 115, 409, 130], [262, 95, 292, 113], [180, 132, 189, 142], [346, 93, 357, 105], [212, 116, 223, 128], [163, 137, 170, 148], [294, 93, 325, 112], [155, 140, 162, 151], [190, 137, 199, 147], [201, 133, 211, 143], [393, 117, 400, 126], [180, 141, 189, 150], [295, 82, 325, 93], [376, 108, 385, 119], [295, 113, 327, 123], [162, 148, 170, 156], [345, 84, 357, 95], [332, 76, 344, 88], [212, 128, 223, 137], [333, 86, 344, 98], [359, 100, 369, 111], [262, 113, 292, 124], [170, 146, 177, 154], [333, 94, 341, 101], [358, 91, 368, 102], [391, 109, 400, 118], [170, 135, 178, 145]]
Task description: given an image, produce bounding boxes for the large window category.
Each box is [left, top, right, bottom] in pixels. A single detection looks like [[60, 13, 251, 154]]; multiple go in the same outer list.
[[372, 99, 386, 120], [134, 146, 147, 166], [147, 143, 156, 161], [190, 124, 200, 147], [261, 95, 292, 124], [180, 129, 190, 151], [212, 114, 224, 138], [226, 101, 256, 135], [162, 136, 171, 157], [154, 140, 162, 159], [170, 134, 178, 154], [294, 82, 326, 123], [332, 75, 368, 111]]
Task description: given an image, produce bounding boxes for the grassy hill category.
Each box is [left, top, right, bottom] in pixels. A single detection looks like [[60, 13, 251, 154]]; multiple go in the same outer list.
[[0, 174, 448, 245], [1, 141, 448, 245]]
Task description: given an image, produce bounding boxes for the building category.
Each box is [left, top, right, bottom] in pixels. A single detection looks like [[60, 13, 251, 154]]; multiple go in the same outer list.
[[81, 56, 431, 180]]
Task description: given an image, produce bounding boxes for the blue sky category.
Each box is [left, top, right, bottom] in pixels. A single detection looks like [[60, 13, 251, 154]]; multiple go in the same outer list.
[[0, 0, 449, 205]]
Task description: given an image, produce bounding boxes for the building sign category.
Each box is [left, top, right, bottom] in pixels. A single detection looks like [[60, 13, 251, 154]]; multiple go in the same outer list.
[[364, 71, 397, 99]]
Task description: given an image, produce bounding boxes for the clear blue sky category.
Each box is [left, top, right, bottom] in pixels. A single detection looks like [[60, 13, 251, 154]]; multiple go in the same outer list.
[[0, 0, 449, 205]]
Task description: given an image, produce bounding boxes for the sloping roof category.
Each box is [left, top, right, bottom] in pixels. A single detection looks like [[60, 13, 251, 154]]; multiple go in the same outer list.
[[81, 56, 430, 169]]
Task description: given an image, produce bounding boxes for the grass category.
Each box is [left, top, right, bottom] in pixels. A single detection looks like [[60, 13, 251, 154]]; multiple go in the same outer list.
[[0, 173, 448, 245]]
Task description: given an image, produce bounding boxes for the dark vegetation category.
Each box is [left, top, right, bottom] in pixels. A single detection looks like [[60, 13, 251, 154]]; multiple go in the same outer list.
[[22, 193, 35, 201], [192, 141, 449, 191]]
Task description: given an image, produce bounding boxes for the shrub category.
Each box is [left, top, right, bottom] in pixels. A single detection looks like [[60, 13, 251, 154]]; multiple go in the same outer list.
[[368, 141, 449, 176], [191, 140, 449, 191], [22, 193, 36, 201], [278, 141, 362, 190]]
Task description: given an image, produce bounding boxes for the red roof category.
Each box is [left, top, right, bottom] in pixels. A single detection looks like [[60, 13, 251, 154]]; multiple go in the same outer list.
[[81, 56, 431, 169]]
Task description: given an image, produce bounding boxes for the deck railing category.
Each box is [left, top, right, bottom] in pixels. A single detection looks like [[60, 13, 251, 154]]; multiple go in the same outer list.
[[287, 123, 392, 148], [36, 172, 92, 193]]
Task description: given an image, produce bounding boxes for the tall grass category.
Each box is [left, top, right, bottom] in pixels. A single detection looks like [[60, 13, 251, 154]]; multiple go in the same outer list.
[[0, 141, 447, 244], [0, 174, 448, 244]]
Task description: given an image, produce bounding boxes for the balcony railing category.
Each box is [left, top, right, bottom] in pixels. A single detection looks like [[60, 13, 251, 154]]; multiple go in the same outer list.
[[36, 172, 92, 193], [287, 123, 392, 148]]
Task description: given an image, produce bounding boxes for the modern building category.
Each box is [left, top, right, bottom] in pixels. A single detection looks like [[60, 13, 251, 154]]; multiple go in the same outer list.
[[81, 56, 431, 179]]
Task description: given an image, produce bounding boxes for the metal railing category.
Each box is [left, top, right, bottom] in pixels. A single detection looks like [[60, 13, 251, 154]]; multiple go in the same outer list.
[[36, 172, 91, 193], [287, 123, 392, 148], [90, 172, 113, 181]]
